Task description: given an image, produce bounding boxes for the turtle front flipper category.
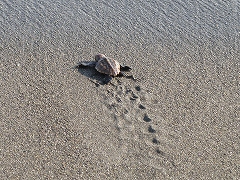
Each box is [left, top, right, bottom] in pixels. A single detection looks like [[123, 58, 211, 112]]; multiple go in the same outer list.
[[120, 65, 132, 71], [77, 61, 96, 68]]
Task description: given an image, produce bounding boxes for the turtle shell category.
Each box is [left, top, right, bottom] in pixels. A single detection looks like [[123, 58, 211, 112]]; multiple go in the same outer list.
[[95, 57, 120, 76]]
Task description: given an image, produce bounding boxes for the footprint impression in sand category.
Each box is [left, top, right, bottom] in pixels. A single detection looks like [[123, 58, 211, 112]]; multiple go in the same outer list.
[[101, 83, 176, 168], [100, 82, 171, 160]]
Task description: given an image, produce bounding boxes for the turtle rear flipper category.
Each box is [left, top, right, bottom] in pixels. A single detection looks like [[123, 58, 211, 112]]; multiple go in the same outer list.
[[102, 75, 113, 84], [120, 65, 131, 71], [77, 61, 96, 68], [117, 72, 136, 81]]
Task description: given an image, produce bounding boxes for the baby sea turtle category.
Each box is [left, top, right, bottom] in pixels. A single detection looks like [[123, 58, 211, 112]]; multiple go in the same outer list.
[[77, 54, 134, 84]]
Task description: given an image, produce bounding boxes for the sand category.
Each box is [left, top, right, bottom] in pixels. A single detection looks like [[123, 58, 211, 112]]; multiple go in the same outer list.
[[1, 0, 239, 179]]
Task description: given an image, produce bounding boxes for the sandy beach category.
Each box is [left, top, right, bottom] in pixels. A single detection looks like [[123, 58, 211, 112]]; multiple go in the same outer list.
[[1, 0, 239, 179]]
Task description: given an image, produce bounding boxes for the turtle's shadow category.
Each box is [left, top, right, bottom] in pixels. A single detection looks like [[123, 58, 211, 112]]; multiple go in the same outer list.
[[76, 62, 109, 85]]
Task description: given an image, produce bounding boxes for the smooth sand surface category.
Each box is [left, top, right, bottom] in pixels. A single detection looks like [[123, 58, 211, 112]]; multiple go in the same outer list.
[[1, 0, 239, 179]]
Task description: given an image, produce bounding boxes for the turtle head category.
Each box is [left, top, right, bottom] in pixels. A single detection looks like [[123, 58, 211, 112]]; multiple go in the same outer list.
[[95, 54, 106, 62]]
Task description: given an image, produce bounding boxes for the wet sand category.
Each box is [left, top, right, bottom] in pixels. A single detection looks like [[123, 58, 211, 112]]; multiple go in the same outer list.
[[1, 0, 239, 179]]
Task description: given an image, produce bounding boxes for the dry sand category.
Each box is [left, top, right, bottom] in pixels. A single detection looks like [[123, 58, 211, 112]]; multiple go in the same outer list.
[[1, 0, 239, 179]]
